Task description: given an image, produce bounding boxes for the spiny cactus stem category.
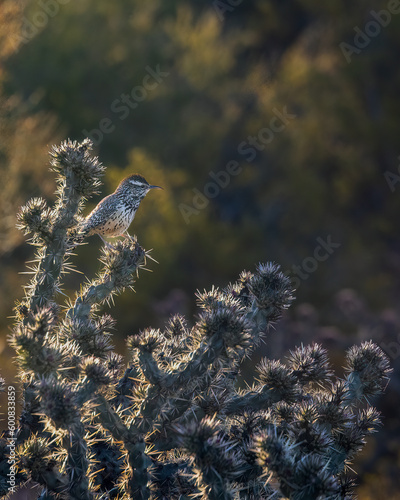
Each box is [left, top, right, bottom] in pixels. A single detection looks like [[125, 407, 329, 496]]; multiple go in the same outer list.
[[199, 470, 234, 500], [94, 394, 134, 442], [225, 391, 284, 416], [28, 241, 65, 314], [134, 336, 225, 435], [344, 372, 364, 403], [67, 250, 145, 322], [138, 350, 165, 386], [111, 365, 142, 408], [165, 336, 225, 392], [325, 376, 373, 477], [67, 281, 116, 322], [245, 305, 270, 344], [52, 182, 80, 232], [64, 422, 92, 500], [326, 449, 348, 476], [238, 481, 277, 499], [27, 177, 83, 316], [94, 394, 151, 499], [134, 384, 164, 434], [127, 440, 152, 500], [34, 469, 69, 497], [152, 367, 224, 448]]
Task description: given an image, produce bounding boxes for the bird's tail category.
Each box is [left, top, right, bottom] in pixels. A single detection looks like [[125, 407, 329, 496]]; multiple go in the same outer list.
[[66, 222, 90, 249]]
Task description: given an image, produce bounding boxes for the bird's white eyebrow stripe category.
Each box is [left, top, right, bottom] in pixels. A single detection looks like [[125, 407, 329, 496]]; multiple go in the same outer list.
[[129, 180, 147, 186]]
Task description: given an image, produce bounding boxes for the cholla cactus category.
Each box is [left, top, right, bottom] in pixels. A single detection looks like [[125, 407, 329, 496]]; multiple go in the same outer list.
[[0, 140, 391, 500]]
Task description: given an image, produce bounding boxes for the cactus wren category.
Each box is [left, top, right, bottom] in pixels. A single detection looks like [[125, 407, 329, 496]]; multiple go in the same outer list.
[[80, 174, 162, 243]]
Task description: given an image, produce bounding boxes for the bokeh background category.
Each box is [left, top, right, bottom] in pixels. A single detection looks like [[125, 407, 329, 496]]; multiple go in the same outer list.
[[1, 0, 400, 498]]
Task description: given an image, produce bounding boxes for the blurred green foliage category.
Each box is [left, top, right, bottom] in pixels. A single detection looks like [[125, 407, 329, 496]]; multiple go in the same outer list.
[[1, 0, 400, 497]]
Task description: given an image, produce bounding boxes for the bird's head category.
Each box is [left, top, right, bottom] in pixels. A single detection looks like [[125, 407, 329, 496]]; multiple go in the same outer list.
[[118, 174, 163, 198]]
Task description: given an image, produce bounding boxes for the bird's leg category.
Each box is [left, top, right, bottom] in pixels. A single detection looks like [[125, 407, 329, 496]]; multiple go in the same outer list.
[[122, 229, 131, 239], [97, 234, 113, 248]]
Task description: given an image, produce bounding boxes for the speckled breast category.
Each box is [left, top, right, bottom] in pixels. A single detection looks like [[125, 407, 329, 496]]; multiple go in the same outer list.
[[99, 204, 136, 236]]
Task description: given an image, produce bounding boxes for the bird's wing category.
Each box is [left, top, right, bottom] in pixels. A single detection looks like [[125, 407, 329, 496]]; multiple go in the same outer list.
[[82, 194, 114, 232]]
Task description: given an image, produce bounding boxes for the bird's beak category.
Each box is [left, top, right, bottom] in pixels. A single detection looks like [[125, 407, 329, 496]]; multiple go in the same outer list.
[[149, 185, 163, 190]]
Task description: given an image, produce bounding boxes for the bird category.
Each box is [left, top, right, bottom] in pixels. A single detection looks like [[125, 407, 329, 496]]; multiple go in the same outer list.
[[78, 174, 162, 244]]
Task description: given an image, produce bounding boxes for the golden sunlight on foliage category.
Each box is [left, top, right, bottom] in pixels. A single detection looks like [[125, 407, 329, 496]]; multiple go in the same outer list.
[[165, 7, 239, 90], [0, 0, 26, 65]]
